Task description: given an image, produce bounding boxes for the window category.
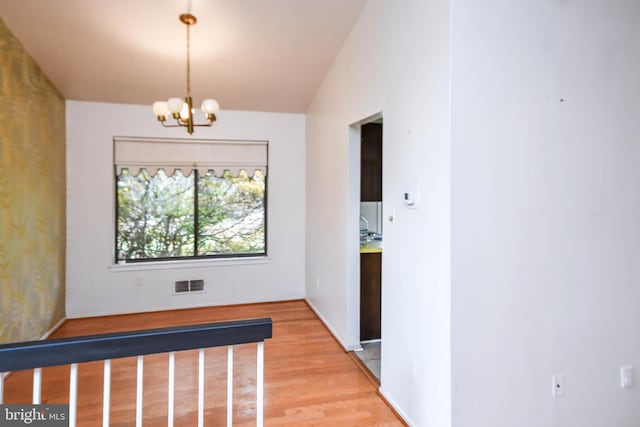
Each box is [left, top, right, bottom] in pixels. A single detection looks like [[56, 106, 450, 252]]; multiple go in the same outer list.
[[114, 137, 267, 262]]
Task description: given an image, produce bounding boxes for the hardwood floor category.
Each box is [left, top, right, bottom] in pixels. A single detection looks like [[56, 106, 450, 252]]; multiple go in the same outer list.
[[3, 300, 404, 426]]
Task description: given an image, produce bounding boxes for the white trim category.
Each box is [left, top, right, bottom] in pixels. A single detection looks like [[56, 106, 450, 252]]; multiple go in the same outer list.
[[378, 387, 415, 427], [41, 317, 67, 340], [103, 359, 111, 427], [226, 346, 234, 427], [168, 352, 175, 427], [256, 342, 264, 427], [136, 356, 144, 427], [109, 256, 270, 272], [304, 298, 359, 351], [66, 296, 303, 319], [69, 363, 78, 427], [197, 349, 205, 427], [32, 368, 42, 404]]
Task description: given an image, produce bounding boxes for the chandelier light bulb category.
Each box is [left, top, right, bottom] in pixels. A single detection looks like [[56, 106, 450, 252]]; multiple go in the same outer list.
[[179, 103, 190, 120], [152, 101, 170, 118], [167, 97, 184, 114], [201, 99, 220, 114]]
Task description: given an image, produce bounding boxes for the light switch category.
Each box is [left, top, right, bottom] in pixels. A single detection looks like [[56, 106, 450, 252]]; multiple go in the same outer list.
[[402, 187, 420, 208], [621, 365, 633, 389], [403, 191, 414, 205]]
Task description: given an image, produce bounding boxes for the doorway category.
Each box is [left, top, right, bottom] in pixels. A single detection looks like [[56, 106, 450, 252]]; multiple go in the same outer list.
[[353, 118, 383, 380]]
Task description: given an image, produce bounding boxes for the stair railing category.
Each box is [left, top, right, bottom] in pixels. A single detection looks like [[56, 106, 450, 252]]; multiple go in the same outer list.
[[0, 317, 272, 427]]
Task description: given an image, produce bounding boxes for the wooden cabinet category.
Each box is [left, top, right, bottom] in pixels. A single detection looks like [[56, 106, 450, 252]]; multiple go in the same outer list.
[[360, 252, 381, 341], [360, 123, 382, 202]]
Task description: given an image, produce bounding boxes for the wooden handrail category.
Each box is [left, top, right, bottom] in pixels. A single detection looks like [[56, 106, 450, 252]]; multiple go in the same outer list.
[[0, 318, 272, 372]]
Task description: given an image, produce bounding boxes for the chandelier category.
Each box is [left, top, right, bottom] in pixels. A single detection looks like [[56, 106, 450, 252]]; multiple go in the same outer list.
[[152, 13, 219, 134]]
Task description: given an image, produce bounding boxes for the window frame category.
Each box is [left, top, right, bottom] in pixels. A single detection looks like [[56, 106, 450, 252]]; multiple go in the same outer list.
[[112, 137, 268, 264]]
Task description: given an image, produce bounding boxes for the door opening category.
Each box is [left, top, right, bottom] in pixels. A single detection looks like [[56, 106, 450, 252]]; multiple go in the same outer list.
[[353, 118, 383, 381]]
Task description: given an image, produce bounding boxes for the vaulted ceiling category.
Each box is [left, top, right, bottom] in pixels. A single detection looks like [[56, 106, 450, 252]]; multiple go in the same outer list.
[[0, 0, 367, 112]]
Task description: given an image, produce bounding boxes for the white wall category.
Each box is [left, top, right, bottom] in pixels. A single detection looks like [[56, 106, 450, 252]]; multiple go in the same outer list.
[[66, 101, 305, 318], [305, 1, 451, 425], [451, 1, 640, 426]]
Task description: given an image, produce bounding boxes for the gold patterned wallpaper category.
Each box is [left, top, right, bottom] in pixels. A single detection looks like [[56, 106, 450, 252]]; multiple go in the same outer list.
[[0, 18, 66, 344]]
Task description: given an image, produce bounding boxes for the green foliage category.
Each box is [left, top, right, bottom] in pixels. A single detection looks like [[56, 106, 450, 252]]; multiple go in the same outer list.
[[116, 168, 265, 261], [198, 170, 265, 255]]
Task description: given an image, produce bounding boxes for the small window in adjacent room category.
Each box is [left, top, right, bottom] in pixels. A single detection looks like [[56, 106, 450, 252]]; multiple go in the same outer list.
[[113, 137, 268, 262]]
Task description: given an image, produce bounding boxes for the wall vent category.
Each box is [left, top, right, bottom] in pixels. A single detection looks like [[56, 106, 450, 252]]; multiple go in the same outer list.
[[174, 280, 190, 293], [174, 279, 205, 294], [190, 279, 205, 292]]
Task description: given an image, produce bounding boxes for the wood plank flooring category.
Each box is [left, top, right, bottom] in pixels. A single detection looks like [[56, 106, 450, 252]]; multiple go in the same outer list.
[[3, 300, 404, 426]]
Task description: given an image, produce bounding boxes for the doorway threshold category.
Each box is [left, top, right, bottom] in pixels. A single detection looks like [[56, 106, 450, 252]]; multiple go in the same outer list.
[[350, 341, 381, 384]]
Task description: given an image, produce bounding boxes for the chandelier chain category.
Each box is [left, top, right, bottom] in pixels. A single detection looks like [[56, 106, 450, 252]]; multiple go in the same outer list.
[[186, 19, 191, 96]]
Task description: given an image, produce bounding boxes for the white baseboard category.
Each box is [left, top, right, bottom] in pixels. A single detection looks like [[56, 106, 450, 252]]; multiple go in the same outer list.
[[304, 298, 360, 351], [378, 387, 415, 427], [41, 317, 66, 340]]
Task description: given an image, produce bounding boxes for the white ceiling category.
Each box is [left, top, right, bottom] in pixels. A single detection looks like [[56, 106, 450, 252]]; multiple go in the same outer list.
[[0, 0, 367, 113]]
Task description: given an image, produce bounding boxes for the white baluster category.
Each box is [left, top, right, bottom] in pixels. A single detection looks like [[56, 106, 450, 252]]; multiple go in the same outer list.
[[69, 363, 78, 427], [168, 352, 175, 427], [32, 367, 42, 404], [103, 359, 111, 427], [198, 348, 205, 427], [257, 342, 264, 427], [136, 356, 143, 427], [0, 372, 4, 404], [227, 346, 234, 427]]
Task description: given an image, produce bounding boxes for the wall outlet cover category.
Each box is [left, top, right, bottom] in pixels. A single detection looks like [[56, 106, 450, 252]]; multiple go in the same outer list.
[[621, 365, 633, 389]]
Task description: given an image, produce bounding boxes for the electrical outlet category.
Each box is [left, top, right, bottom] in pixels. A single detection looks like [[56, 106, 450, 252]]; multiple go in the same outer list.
[[316, 278, 320, 289], [388, 210, 397, 228], [621, 365, 633, 389], [552, 375, 565, 397]]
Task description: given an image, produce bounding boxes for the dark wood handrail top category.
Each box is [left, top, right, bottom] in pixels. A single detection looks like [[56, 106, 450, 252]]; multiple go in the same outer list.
[[0, 317, 272, 372]]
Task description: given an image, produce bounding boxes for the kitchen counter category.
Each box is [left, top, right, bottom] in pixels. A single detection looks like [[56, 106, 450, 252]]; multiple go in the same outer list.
[[360, 240, 382, 253]]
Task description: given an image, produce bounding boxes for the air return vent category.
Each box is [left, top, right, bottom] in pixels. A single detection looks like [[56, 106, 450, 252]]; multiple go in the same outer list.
[[174, 279, 205, 294], [190, 279, 205, 292]]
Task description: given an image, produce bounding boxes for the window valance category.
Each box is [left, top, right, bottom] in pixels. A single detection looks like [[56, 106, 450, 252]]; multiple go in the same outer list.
[[114, 137, 268, 177]]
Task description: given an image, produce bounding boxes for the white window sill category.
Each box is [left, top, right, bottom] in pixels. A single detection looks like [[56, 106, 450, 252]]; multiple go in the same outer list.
[[108, 256, 270, 272]]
